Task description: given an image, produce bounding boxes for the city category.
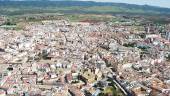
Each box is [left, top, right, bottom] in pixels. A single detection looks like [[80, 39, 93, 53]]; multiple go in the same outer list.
[[0, 0, 170, 96]]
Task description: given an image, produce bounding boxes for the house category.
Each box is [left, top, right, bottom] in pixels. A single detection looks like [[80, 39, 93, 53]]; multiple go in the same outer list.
[[0, 89, 6, 96]]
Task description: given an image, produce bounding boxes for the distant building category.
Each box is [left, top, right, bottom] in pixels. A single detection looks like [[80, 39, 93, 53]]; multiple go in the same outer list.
[[165, 31, 170, 41]]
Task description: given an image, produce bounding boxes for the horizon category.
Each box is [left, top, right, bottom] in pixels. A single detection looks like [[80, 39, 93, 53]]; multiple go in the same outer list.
[[80, 0, 170, 8]]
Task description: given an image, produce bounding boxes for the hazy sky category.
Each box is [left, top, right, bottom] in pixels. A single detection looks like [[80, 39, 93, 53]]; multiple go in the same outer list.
[[80, 0, 170, 8]]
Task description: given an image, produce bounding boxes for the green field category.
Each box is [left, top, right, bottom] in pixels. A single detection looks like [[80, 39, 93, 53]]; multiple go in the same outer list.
[[0, 1, 170, 16]]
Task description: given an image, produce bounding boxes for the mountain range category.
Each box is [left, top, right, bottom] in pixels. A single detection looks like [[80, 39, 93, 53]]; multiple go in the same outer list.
[[0, 0, 170, 16]]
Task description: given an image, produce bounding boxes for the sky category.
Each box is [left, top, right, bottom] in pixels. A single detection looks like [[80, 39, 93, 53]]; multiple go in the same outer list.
[[80, 0, 170, 8]]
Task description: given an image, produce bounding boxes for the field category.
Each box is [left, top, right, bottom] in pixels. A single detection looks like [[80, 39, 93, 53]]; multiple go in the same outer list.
[[1, 1, 170, 16]]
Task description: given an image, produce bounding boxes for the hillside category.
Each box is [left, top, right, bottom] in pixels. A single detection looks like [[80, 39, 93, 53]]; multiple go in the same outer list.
[[0, 1, 170, 15]]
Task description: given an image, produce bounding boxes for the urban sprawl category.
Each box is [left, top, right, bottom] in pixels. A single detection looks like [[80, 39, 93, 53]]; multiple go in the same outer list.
[[0, 15, 170, 96]]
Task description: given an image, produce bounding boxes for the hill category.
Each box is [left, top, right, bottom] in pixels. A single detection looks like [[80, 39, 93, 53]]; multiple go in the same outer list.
[[0, 1, 170, 16]]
